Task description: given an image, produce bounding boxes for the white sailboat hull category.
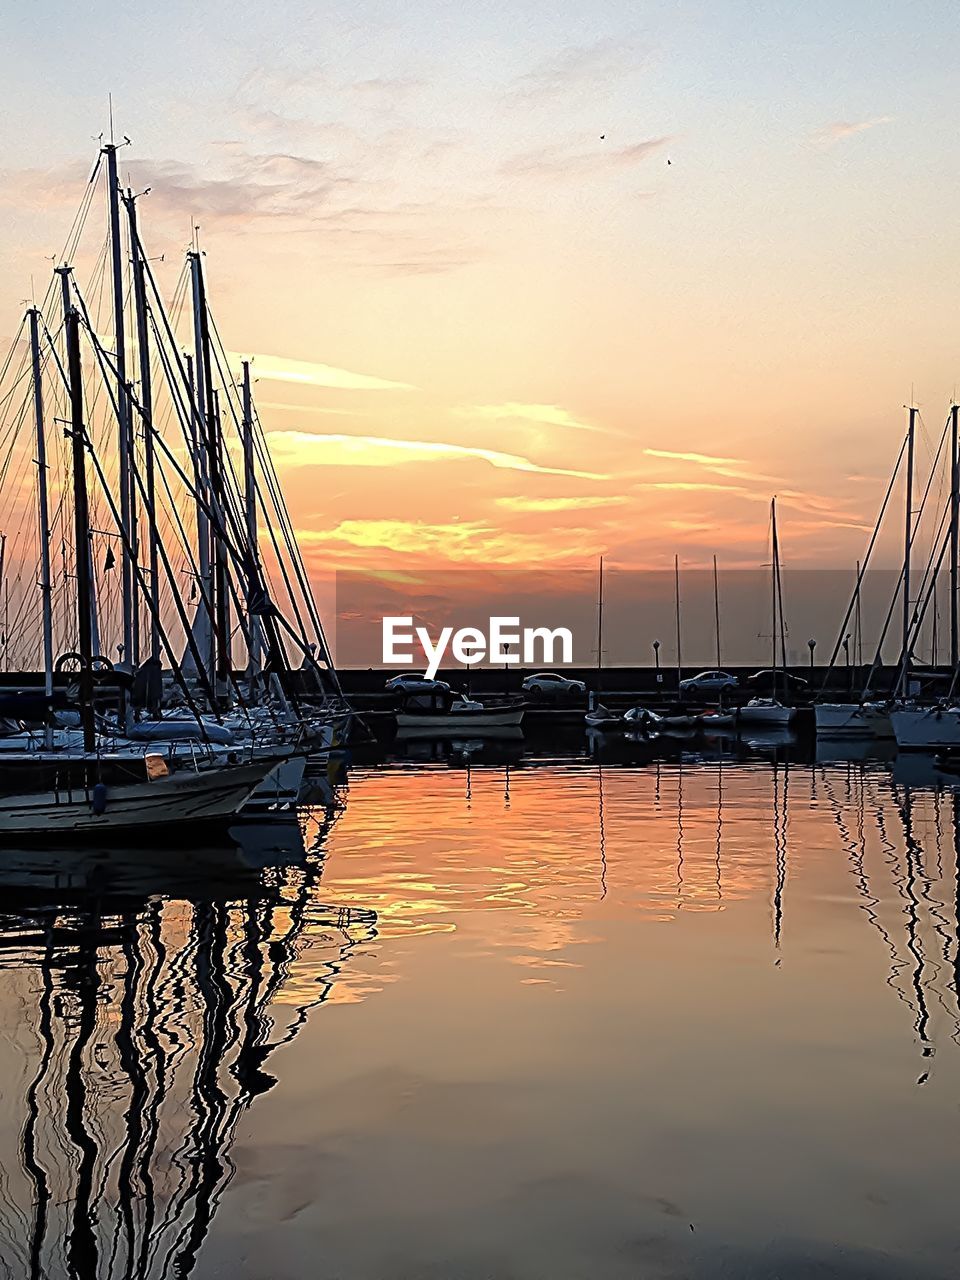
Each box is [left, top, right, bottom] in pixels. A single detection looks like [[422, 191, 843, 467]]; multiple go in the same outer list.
[[891, 706, 960, 750], [396, 708, 524, 732], [738, 700, 796, 727], [815, 703, 894, 739], [0, 759, 274, 839]]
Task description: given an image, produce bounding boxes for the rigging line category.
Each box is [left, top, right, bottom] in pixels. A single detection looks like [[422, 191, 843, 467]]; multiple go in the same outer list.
[[860, 414, 953, 694], [0, 313, 30, 410], [206, 309, 332, 663], [819, 432, 909, 688], [143, 324, 258, 718], [85, 323, 260, 719], [72, 310, 220, 719]]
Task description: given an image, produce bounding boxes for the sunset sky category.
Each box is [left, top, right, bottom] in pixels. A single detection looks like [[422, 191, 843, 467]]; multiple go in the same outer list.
[[2, 0, 959, 585]]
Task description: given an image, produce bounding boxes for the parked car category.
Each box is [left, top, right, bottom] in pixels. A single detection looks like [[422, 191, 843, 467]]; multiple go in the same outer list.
[[521, 672, 587, 700], [385, 672, 452, 695], [746, 669, 809, 695], [678, 670, 739, 697]]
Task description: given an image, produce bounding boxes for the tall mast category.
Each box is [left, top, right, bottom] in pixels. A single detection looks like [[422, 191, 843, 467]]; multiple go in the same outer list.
[[66, 309, 96, 754], [27, 308, 54, 747], [901, 406, 917, 696], [713, 553, 721, 669], [188, 251, 229, 703], [595, 554, 603, 695], [124, 190, 161, 662], [55, 266, 101, 658], [242, 360, 262, 695], [102, 141, 137, 666], [188, 253, 214, 686], [771, 498, 779, 697], [950, 403, 958, 671], [674, 554, 682, 690]]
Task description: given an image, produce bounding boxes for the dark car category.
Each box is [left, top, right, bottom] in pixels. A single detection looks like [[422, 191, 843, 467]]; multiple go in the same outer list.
[[746, 669, 810, 695]]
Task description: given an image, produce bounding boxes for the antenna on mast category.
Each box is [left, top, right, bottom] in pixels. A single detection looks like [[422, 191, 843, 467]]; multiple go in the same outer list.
[[108, 92, 114, 145]]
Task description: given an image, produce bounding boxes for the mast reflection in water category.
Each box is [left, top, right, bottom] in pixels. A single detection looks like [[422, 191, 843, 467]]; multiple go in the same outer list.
[[0, 792, 375, 1280], [3, 750, 960, 1277]]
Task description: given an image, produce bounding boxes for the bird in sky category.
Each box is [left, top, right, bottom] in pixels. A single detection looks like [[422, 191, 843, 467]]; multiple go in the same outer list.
[[599, 134, 605, 140]]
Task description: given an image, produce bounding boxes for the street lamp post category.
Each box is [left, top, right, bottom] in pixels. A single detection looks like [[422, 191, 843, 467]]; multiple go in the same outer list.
[[808, 638, 816, 674], [653, 639, 661, 698]]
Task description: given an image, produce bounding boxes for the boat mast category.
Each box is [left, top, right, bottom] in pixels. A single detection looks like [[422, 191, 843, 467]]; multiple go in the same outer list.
[[124, 190, 161, 662], [242, 360, 262, 697], [55, 265, 101, 658], [187, 252, 215, 687], [771, 497, 779, 699], [102, 141, 138, 666], [595, 554, 603, 697], [189, 252, 230, 704], [901, 406, 917, 696], [674, 554, 682, 690], [713, 553, 722, 669], [27, 308, 55, 747], [66, 309, 96, 754], [951, 403, 958, 671]]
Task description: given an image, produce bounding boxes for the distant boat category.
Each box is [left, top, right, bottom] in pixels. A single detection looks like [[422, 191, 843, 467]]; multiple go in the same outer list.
[[397, 696, 524, 734]]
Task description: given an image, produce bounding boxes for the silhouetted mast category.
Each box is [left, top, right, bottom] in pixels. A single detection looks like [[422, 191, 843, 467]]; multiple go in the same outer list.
[[951, 403, 958, 670], [56, 265, 101, 659], [124, 189, 162, 662], [66, 309, 96, 754], [242, 360, 262, 695], [674, 554, 682, 689], [901, 405, 916, 696], [27, 308, 54, 746], [103, 141, 138, 665], [188, 253, 214, 685]]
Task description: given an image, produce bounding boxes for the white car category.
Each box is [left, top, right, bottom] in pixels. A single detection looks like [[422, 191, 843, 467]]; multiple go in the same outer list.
[[385, 672, 452, 695], [521, 672, 587, 700]]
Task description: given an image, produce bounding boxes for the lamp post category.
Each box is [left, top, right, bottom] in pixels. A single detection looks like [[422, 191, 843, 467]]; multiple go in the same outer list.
[[808, 638, 816, 673], [653, 639, 661, 696]]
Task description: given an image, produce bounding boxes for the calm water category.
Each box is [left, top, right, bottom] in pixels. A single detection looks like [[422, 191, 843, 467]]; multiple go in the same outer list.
[[1, 744, 960, 1279]]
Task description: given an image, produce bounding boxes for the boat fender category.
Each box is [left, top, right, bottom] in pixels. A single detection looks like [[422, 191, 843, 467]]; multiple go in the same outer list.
[[92, 782, 108, 815]]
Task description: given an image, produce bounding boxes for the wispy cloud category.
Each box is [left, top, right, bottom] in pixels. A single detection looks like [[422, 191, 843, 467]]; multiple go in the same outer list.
[[229, 351, 412, 392], [496, 495, 627, 512], [257, 401, 359, 418], [266, 430, 609, 479], [502, 137, 670, 180], [297, 519, 587, 567], [644, 448, 743, 467], [464, 402, 609, 434], [511, 39, 648, 100], [812, 116, 893, 148], [641, 447, 777, 485], [1, 146, 487, 277]]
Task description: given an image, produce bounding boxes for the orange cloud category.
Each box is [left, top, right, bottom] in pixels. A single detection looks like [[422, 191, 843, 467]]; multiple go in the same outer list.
[[266, 430, 609, 479]]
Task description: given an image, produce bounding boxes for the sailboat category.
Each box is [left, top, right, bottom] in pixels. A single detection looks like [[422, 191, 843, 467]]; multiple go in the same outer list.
[[0, 136, 349, 832], [816, 407, 920, 740], [739, 498, 796, 727], [889, 403, 960, 749]]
